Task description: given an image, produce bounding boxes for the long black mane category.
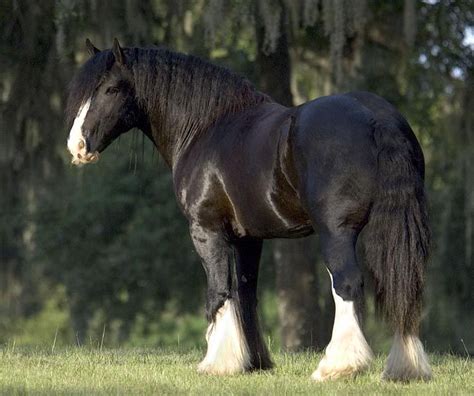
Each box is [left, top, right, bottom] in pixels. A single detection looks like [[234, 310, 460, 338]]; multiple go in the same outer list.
[[67, 47, 271, 159]]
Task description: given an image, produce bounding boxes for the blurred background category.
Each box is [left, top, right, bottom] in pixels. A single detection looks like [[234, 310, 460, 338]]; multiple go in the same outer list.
[[0, 0, 472, 355]]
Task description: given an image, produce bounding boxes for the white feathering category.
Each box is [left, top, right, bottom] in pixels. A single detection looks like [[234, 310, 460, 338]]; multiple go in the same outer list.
[[198, 299, 250, 375]]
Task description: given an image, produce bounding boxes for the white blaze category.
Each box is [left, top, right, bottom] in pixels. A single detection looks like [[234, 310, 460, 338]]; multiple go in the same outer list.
[[67, 99, 98, 165], [67, 99, 90, 156]]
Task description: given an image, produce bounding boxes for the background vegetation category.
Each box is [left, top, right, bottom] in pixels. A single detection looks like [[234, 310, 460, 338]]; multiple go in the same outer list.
[[0, 0, 473, 357]]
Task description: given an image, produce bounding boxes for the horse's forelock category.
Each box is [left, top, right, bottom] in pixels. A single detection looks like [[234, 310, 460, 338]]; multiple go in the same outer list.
[[65, 50, 115, 127]]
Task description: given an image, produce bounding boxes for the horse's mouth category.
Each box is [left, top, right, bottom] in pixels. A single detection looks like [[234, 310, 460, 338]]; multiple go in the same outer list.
[[71, 151, 100, 166]]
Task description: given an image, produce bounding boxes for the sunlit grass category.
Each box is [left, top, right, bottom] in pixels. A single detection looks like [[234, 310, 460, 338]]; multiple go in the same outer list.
[[0, 347, 472, 395]]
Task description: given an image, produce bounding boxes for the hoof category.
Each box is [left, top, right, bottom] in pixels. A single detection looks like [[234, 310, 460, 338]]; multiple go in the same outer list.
[[197, 359, 245, 375], [311, 356, 369, 382], [310, 333, 373, 382]]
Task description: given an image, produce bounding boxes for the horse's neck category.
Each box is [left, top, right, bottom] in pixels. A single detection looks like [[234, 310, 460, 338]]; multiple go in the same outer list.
[[148, 93, 267, 169], [136, 51, 269, 168]]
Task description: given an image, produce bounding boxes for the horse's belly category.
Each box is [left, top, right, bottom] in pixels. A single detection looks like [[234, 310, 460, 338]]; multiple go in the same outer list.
[[229, 188, 313, 239]]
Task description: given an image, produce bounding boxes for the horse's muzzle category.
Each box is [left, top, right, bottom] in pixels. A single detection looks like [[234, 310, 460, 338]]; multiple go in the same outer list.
[[68, 138, 100, 166]]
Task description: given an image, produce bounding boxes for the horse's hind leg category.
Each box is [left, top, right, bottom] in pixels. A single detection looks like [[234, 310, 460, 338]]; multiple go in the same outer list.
[[233, 237, 273, 370], [311, 227, 373, 381], [190, 223, 250, 375]]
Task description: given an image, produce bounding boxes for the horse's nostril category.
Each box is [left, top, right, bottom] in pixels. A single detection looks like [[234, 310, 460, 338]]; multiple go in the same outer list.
[[77, 153, 82, 159], [78, 140, 85, 149]]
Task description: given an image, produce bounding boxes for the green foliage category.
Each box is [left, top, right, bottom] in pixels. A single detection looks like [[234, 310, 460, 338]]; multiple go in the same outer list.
[[1, 0, 473, 355], [2, 285, 71, 347], [31, 134, 205, 343]]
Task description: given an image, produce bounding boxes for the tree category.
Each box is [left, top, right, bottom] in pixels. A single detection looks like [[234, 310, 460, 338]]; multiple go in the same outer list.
[[1, 0, 472, 353], [0, 0, 69, 332], [254, 0, 324, 351]]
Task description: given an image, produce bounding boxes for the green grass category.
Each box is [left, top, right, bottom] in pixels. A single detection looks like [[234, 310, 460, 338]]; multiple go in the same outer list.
[[0, 347, 472, 395]]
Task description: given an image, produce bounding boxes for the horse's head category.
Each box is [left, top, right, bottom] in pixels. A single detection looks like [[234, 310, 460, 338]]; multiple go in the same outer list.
[[67, 39, 142, 165]]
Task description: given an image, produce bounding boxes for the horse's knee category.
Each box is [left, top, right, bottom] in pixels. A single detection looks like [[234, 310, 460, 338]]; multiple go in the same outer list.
[[331, 269, 363, 302], [320, 230, 363, 302]]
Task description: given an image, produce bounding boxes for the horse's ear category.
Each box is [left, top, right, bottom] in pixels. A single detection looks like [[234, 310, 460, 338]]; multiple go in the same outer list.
[[112, 38, 125, 65], [85, 38, 100, 56]]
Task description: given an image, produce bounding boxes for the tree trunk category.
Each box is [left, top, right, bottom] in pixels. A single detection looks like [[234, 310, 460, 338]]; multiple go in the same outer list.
[[274, 238, 324, 350], [462, 67, 473, 271], [254, 1, 323, 351], [255, 1, 292, 106], [0, 0, 59, 319]]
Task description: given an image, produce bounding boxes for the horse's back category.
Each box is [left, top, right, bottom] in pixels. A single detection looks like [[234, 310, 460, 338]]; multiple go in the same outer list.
[[175, 91, 418, 238], [294, 92, 378, 155]]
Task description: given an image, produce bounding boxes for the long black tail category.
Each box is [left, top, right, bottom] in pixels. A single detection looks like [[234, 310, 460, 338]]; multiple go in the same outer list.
[[364, 117, 431, 335]]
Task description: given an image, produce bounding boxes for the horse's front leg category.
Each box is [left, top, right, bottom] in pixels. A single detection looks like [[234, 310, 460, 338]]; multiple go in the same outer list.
[[190, 224, 250, 375], [233, 237, 273, 370]]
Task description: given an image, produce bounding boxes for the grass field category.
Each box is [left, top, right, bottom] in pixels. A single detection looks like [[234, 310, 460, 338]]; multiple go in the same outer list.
[[0, 347, 472, 395]]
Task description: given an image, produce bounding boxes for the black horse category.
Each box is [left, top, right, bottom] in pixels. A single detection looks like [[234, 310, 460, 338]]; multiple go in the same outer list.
[[66, 39, 432, 381]]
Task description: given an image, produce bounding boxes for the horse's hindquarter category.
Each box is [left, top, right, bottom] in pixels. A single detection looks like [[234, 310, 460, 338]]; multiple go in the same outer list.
[[292, 95, 379, 229], [175, 103, 313, 239]]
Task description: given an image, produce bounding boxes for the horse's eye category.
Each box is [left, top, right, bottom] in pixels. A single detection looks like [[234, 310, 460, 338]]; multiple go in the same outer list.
[[105, 86, 120, 95]]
